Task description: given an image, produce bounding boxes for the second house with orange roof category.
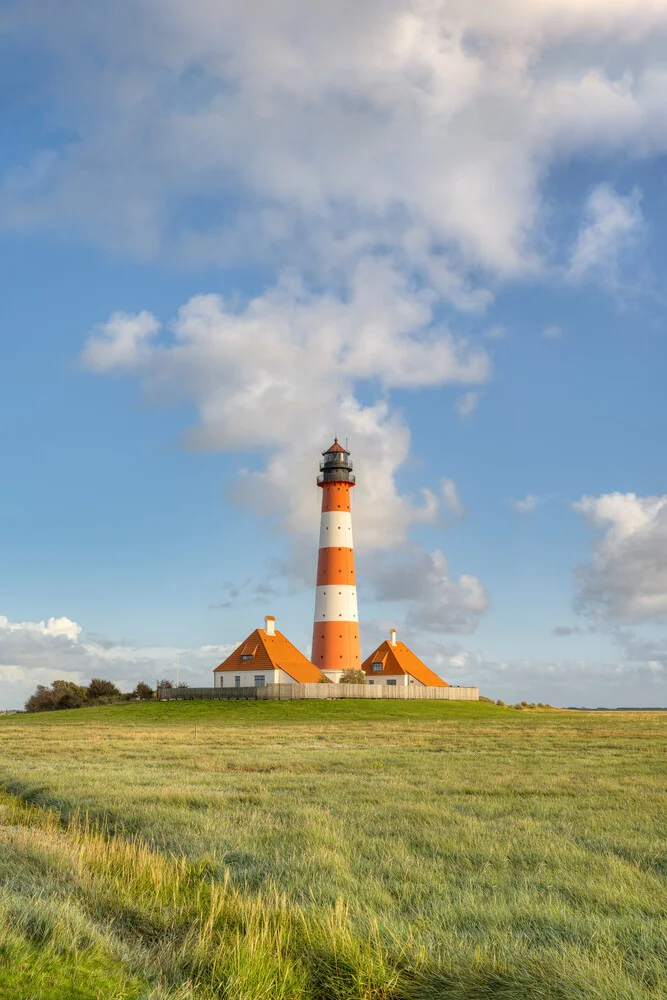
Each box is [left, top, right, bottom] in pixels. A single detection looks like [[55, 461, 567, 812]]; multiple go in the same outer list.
[[361, 629, 449, 687]]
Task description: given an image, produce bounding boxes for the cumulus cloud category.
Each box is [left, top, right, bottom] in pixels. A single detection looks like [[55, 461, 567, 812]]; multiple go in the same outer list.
[[82, 311, 160, 371], [0, 614, 233, 711], [0, 0, 664, 285], [366, 546, 488, 634], [613, 629, 667, 670], [567, 185, 645, 287], [509, 494, 541, 513], [574, 492, 667, 623], [542, 325, 563, 340], [82, 262, 489, 549]]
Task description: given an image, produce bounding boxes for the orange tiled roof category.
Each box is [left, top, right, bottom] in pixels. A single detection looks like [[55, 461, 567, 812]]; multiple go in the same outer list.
[[361, 640, 449, 687], [214, 628, 325, 683]]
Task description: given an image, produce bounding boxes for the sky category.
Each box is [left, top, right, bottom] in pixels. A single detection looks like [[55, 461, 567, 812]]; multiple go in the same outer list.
[[2, 0, 667, 709]]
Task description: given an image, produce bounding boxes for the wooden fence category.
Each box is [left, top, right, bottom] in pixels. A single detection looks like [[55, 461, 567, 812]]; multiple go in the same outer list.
[[157, 684, 479, 701]]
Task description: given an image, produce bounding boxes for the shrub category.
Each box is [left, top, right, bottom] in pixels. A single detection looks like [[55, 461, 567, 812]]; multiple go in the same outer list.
[[520, 701, 528, 707], [87, 678, 121, 699], [496, 699, 505, 707], [317, 675, 333, 684], [134, 682, 153, 700], [479, 695, 494, 703], [157, 679, 174, 690], [340, 669, 366, 684], [537, 702, 545, 708], [25, 680, 89, 713], [514, 703, 524, 710]]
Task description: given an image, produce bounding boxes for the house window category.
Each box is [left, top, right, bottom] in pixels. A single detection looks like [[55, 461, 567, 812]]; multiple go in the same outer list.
[[368, 680, 374, 685], [372, 662, 383, 672], [241, 653, 254, 662], [386, 679, 397, 686], [234, 676, 241, 688], [254, 675, 266, 687]]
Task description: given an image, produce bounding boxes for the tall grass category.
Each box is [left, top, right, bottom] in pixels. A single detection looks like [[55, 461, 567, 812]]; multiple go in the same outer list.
[[0, 701, 665, 998]]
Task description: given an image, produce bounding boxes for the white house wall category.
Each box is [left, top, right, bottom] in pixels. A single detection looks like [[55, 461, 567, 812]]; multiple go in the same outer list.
[[325, 671, 424, 687], [214, 667, 303, 687], [214, 668, 279, 688], [367, 674, 424, 687]]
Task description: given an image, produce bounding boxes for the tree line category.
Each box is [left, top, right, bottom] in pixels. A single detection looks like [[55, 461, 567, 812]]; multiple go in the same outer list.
[[24, 678, 166, 712]]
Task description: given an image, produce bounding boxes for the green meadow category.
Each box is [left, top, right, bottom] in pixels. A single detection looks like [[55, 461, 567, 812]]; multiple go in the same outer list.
[[0, 700, 664, 999]]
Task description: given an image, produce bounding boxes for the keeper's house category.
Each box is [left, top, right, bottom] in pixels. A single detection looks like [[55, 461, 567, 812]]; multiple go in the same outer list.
[[361, 629, 448, 687], [213, 616, 325, 688]]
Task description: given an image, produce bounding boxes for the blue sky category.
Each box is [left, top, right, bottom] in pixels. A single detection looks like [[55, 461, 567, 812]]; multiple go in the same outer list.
[[2, 0, 667, 708]]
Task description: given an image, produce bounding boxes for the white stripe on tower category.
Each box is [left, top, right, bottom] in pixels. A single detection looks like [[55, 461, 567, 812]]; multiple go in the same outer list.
[[314, 585, 358, 620], [311, 438, 362, 675], [318, 511, 354, 549]]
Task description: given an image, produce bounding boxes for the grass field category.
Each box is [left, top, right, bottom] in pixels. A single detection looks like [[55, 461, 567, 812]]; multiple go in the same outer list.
[[0, 700, 665, 999]]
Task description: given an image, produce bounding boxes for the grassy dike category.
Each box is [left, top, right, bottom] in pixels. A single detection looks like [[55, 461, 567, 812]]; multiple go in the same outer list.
[[0, 700, 665, 999]]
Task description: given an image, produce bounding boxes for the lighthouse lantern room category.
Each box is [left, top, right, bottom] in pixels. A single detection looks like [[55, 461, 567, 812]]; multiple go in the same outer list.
[[311, 438, 362, 680]]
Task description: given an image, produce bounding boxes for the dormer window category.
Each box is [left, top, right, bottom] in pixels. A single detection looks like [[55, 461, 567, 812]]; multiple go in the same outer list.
[[241, 653, 254, 662], [372, 662, 383, 672]]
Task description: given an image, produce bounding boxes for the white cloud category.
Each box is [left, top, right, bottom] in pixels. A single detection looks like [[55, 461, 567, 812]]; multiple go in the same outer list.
[[1, 1, 665, 287], [509, 494, 541, 513], [366, 547, 488, 634], [542, 324, 563, 340], [456, 391, 481, 419], [0, 613, 234, 711], [567, 184, 645, 287], [82, 311, 160, 372], [0, 615, 82, 640], [574, 492, 667, 623], [82, 262, 490, 550], [441, 478, 465, 517]]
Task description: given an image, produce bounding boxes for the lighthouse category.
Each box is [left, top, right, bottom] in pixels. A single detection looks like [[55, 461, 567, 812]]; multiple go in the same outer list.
[[311, 438, 361, 680]]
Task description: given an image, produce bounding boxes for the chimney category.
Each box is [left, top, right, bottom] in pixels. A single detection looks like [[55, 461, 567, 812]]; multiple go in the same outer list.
[[390, 628, 397, 646], [264, 615, 276, 636]]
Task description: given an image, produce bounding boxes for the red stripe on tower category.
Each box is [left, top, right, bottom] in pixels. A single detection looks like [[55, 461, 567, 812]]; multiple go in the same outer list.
[[311, 438, 361, 679]]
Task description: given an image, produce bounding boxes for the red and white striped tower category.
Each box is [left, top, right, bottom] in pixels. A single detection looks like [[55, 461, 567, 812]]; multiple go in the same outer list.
[[311, 439, 361, 679]]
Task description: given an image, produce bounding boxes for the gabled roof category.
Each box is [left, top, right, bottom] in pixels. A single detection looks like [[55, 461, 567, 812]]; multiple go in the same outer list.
[[322, 437, 349, 455], [214, 628, 325, 683], [361, 640, 449, 687]]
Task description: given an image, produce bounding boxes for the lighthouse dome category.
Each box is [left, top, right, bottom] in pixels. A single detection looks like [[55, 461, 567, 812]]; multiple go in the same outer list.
[[318, 439, 354, 484]]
